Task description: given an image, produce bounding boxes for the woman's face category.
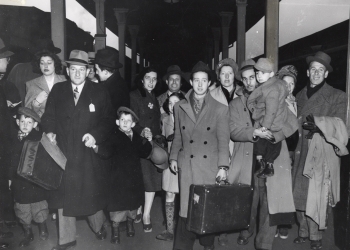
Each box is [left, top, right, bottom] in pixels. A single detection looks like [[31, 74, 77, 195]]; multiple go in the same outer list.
[[142, 71, 157, 92], [219, 66, 234, 88], [40, 56, 55, 76], [168, 95, 180, 114], [283, 76, 295, 95]]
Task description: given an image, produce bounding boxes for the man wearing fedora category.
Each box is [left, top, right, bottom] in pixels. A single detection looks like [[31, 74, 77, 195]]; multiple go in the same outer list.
[[87, 52, 98, 83], [292, 51, 347, 250], [7, 38, 62, 104], [42, 50, 115, 250], [95, 47, 129, 118], [158, 65, 186, 116]]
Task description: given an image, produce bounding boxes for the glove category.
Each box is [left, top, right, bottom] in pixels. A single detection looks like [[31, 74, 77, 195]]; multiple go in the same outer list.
[[302, 114, 323, 139]]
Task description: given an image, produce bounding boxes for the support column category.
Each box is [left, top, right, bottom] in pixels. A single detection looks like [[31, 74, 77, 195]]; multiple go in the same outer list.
[[206, 36, 214, 70], [236, 0, 247, 66], [94, 0, 106, 52], [220, 12, 233, 60], [50, 0, 66, 60], [128, 25, 139, 86], [265, 0, 279, 72], [138, 36, 145, 72], [211, 27, 221, 67], [114, 8, 129, 78]]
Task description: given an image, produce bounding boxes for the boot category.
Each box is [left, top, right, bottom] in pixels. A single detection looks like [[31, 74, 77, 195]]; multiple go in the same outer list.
[[38, 221, 49, 240], [111, 223, 120, 244], [255, 156, 266, 174], [257, 162, 274, 178], [156, 201, 174, 241], [126, 218, 135, 237], [19, 224, 34, 247]]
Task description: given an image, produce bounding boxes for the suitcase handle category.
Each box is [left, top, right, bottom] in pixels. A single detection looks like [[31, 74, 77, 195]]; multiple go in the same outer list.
[[215, 177, 230, 185]]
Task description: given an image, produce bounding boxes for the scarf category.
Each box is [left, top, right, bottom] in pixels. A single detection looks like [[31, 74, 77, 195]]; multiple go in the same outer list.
[[192, 94, 205, 114], [307, 79, 326, 99], [18, 130, 28, 141], [221, 85, 235, 104]]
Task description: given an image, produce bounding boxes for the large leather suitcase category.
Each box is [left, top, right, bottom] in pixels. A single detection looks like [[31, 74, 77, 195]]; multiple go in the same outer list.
[[186, 183, 253, 234], [17, 134, 66, 190]]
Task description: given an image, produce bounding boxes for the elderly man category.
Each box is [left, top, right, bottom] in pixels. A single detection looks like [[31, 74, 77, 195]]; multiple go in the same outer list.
[[292, 51, 347, 250], [42, 50, 115, 250]]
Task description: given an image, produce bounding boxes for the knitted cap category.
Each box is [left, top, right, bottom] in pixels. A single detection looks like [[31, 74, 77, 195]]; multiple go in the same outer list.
[[254, 58, 274, 73]]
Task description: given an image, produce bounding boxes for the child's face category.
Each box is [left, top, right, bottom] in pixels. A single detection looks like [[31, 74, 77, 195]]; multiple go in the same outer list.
[[168, 96, 180, 114], [116, 114, 135, 132], [255, 70, 274, 84], [16, 115, 37, 134]]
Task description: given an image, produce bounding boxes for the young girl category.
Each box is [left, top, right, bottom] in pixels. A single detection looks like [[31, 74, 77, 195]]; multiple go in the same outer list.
[[156, 92, 185, 241]]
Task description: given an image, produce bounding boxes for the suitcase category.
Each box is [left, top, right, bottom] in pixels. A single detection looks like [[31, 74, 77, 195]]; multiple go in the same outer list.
[[186, 183, 253, 234], [17, 134, 66, 190]]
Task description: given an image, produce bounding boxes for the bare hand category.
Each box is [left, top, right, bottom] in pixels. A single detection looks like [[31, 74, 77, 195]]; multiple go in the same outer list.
[[142, 128, 153, 141], [8, 180, 11, 190], [47, 132, 57, 145], [215, 169, 228, 183], [170, 160, 178, 174], [82, 133, 96, 148], [253, 128, 274, 140], [36, 91, 48, 103]]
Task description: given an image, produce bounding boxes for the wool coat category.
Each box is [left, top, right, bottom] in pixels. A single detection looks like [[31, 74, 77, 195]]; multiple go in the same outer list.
[[292, 82, 347, 211], [97, 128, 152, 212], [9, 129, 47, 204], [130, 87, 162, 191], [41, 79, 115, 216], [247, 77, 298, 138], [228, 88, 295, 214], [0, 78, 22, 117], [169, 90, 230, 218], [25, 74, 66, 117]]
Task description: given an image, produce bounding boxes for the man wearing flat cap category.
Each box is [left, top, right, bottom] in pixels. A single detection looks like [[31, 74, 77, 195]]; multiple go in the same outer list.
[[95, 47, 129, 118], [42, 50, 115, 250], [292, 51, 348, 250]]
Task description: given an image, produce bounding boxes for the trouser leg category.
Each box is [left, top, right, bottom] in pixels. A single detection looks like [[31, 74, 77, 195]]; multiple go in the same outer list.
[[87, 210, 105, 233], [58, 208, 76, 245], [296, 210, 309, 238], [30, 200, 49, 223], [173, 216, 196, 250], [14, 203, 32, 225], [265, 141, 282, 163], [307, 214, 322, 241]]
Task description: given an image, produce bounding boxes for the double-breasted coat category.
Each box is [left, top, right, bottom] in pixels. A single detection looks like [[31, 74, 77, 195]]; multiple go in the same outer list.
[[292, 82, 347, 210], [97, 128, 152, 212], [41, 79, 115, 216], [169, 90, 230, 218]]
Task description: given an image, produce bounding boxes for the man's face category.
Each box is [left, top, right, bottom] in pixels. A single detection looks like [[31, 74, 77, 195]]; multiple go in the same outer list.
[[307, 61, 328, 87], [219, 66, 234, 89], [241, 69, 258, 92], [40, 56, 55, 76], [0, 57, 10, 80], [166, 74, 181, 93], [66, 64, 90, 85], [190, 71, 210, 98], [95, 64, 107, 81], [116, 114, 135, 132], [16, 115, 37, 134], [255, 70, 273, 84], [88, 67, 96, 80]]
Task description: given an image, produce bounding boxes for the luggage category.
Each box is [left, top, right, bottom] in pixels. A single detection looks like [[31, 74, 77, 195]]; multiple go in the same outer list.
[[186, 182, 253, 234], [17, 133, 66, 190]]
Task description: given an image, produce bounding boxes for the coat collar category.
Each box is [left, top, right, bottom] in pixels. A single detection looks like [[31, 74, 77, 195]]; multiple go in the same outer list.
[[179, 89, 211, 124]]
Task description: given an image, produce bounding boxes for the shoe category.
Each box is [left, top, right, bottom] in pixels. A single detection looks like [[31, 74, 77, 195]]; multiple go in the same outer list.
[[203, 245, 214, 250], [51, 240, 77, 250], [255, 157, 266, 174], [0, 242, 9, 249], [143, 222, 152, 232], [111, 226, 120, 244], [218, 233, 228, 246], [135, 206, 142, 224], [0, 231, 13, 239], [237, 235, 249, 245], [257, 163, 274, 178], [294, 236, 308, 244], [4, 221, 16, 228], [38, 221, 49, 241], [279, 227, 289, 239], [156, 230, 173, 241], [311, 240, 322, 249], [95, 225, 107, 240], [126, 218, 135, 237], [19, 225, 34, 247]]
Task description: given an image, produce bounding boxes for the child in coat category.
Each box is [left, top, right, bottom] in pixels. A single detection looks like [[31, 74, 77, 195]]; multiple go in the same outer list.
[[9, 107, 49, 247], [94, 106, 152, 245], [247, 58, 298, 178]]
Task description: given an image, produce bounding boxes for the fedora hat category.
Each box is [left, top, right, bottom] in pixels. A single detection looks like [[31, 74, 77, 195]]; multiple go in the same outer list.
[[306, 51, 333, 73], [0, 38, 14, 59], [162, 65, 185, 81], [149, 135, 169, 170], [65, 50, 89, 66], [191, 61, 211, 74], [216, 58, 239, 81], [95, 47, 123, 69], [117, 106, 139, 123], [32, 38, 61, 54]]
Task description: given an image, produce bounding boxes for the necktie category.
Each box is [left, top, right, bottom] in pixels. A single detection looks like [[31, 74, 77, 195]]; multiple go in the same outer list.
[[74, 87, 79, 104]]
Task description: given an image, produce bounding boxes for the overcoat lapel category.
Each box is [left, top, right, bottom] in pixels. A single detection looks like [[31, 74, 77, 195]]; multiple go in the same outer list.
[[37, 76, 50, 93], [73, 81, 93, 116], [195, 99, 209, 128], [179, 102, 196, 124], [298, 83, 330, 117]]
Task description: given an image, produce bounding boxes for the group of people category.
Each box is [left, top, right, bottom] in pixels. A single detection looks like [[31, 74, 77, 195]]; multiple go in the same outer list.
[[0, 35, 348, 250]]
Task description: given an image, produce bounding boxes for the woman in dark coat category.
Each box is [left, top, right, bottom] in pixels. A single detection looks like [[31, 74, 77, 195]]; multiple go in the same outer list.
[[130, 67, 162, 232]]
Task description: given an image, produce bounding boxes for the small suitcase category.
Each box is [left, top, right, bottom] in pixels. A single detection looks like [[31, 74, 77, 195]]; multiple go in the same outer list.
[[17, 136, 65, 190], [186, 183, 253, 234]]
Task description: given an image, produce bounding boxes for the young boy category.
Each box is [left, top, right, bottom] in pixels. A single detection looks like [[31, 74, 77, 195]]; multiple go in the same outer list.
[[247, 58, 298, 178], [8, 107, 49, 247], [94, 106, 152, 244]]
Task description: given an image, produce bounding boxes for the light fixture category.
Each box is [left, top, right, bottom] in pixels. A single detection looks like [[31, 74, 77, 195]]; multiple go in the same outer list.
[[164, 0, 179, 3]]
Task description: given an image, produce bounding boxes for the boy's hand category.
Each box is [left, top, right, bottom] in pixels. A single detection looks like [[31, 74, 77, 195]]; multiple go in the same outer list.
[[47, 133, 57, 145], [82, 133, 96, 148], [36, 91, 48, 103], [142, 128, 153, 141]]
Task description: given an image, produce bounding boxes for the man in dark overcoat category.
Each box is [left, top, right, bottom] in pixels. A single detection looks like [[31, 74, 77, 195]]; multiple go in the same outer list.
[[41, 50, 115, 250], [292, 51, 347, 250]]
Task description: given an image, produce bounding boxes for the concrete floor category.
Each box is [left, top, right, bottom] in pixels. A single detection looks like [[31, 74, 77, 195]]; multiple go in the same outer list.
[[1, 195, 340, 250]]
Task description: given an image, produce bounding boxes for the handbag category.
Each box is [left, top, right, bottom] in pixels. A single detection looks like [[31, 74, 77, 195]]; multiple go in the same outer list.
[[186, 180, 254, 234]]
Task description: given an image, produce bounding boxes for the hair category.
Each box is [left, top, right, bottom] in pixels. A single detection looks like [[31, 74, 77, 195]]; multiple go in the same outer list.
[[135, 66, 160, 92], [96, 64, 116, 74], [16, 114, 35, 122], [32, 50, 62, 74], [117, 111, 135, 122], [190, 70, 212, 82], [162, 92, 185, 115]]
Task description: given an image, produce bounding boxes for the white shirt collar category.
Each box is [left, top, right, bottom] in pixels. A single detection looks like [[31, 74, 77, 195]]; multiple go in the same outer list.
[[71, 81, 85, 93]]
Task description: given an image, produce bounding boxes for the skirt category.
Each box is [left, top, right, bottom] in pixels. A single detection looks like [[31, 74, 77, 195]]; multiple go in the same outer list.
[[140, 158, 162, 192], [162, 168, 179, 193]]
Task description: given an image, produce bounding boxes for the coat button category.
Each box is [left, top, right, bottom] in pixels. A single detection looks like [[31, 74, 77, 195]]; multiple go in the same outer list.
[[246, 123, 249, 126], [296, 151, 300, 154], [207, 127, 210, 130], [246, 152, 249, 155], [244, 108, 247, 111], [190, 140, 193, 143], [204, 141, 207, 144], [191, 155, 194, 158], [182, 126, 185, 129], [299, 133, 301, 137], [203, 155, 207, 158], [252, 108, 254, 112]]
